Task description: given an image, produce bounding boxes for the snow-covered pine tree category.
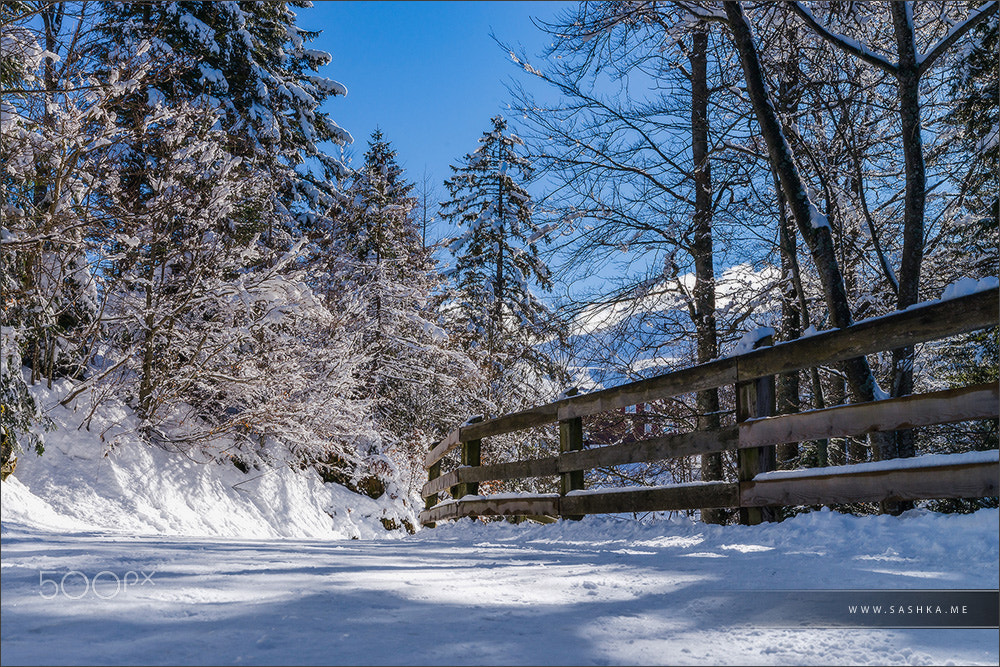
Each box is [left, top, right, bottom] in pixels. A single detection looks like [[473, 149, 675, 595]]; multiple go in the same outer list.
[[99, 1, 352, 233], [77, 4, 393, 482], [440, 115, 567, 418], [336, 130, 421, 276], [1, 3, 424, 529], [933, 6, 998, 282], [322, 130, 481, 499], [47, 92, 380, 493]]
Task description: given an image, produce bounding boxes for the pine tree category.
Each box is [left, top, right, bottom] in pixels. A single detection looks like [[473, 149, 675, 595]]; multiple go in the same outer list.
[[337, 130, 421, 275], [99, 1, 352, 231], [324, 130, 481, 497], [440, 115, 567, 415]]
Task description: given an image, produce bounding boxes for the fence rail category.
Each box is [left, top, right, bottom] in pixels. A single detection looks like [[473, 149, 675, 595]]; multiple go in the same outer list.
[[420, 287, 1000, 527]]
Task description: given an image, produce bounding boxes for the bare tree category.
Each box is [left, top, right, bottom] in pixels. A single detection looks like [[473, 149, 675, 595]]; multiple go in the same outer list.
[[788, 0, 998, 459]]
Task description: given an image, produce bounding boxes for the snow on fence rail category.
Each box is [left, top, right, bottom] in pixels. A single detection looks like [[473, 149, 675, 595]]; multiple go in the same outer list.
[[420, 287, 1000, 527]]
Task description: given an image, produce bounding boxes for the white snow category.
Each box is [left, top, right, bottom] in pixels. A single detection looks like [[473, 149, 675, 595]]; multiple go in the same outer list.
[[626, 355, 681, 373], [572, 263, 781, 336], [3, 371, 998, 665], [871, 379, 891, 401], [3, 385, 998, 664], [0, 378, 410, 541], [939, 276, 1000, 301], [566, 480, 724, 496], [755, 450, 999, 481], [731, 325, 776, 356], [430, 492, 561, 506], [2, 509, 997, 665], [808, 200, 831, 229]]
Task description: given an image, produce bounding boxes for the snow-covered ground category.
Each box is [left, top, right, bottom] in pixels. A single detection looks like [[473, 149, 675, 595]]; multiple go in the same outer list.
[[3, 374, 998, 665], [2, 509, 998, 666]]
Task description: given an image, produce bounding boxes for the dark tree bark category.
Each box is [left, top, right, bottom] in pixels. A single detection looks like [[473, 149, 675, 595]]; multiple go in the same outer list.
[[493, 166, 505, 368], [888, 3, 925, 461], [773, 21, 802, 470], [689, 27, 725, 524], [785, 0, 999, 468], [722, 2, 893, 463]]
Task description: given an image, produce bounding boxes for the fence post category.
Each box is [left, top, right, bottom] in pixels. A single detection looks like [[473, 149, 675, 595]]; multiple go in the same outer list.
[[559, 388, 584, 520], [458, 419, 483, 500], [737, 334, 777, 525], [424, 457, 441, 529], [453, 416, 483, 501]]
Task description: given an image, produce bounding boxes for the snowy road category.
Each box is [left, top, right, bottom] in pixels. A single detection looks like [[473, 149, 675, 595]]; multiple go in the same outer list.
[[2, 510, 998, 666]]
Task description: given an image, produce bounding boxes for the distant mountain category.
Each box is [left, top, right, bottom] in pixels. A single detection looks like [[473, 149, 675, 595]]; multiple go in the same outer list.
[[566, 263, 781, 390]]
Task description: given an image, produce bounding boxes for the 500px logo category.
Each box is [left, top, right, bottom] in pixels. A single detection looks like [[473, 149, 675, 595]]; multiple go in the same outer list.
[[38, 570, 156, 600]]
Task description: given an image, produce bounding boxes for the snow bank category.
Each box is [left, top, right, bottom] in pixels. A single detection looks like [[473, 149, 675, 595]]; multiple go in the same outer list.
[[1, 377, 409, 540]]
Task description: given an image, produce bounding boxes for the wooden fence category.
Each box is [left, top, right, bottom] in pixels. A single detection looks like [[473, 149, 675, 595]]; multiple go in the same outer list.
[[420, 287, 1000, 527]]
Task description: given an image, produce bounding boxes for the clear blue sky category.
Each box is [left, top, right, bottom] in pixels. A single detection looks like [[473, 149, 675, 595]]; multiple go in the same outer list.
[[302, 1, 571, 241]]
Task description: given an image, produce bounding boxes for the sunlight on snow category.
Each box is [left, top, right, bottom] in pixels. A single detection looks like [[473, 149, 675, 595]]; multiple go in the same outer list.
[[718, 543, 775, 553]]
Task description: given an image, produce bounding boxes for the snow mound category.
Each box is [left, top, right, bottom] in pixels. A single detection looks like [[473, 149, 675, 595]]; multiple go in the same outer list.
[[1, 378, 410, 540]]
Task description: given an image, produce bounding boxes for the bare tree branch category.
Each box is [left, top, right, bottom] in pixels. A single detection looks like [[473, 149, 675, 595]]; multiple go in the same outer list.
[[787, 1, 898, 74], [917, 0, 997, 77]]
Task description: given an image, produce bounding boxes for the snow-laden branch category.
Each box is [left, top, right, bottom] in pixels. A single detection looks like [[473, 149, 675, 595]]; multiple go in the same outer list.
[[787, 1, 897, 74], [917, 0, 998, 76], [672, 1, 728, 22]]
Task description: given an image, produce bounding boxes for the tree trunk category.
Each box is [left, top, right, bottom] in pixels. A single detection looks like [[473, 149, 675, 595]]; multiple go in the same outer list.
[[889, 2, 926, 462], [773, 22, 802, 470], [775, 184, 802, 470], [722, 2, 894, 464], [689, 27, 725, 525], [138, 281, 156, 421], [493, 169, 505, 393]]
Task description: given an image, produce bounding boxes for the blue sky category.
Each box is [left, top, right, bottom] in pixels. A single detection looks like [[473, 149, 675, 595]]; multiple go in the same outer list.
[[303, 1, 571, 241]]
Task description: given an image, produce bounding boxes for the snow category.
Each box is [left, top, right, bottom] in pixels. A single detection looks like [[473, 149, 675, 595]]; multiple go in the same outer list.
[[2, 509, 997, 665], [566, 481, 723, 496], [431, 492, 561, 506], [556, 386, 587, 400], [808, 200, 831, 229], [755, 450, 999, 481], [731, 325, 776, 356], [0, 378, 410, 541], [871, 379, 891, 401], [178, 13, 218, 54], [939, 276, 1000, 301], [572, 263, 781, 337], [198, 64, 228, 90], [2, 383, 997, 664]]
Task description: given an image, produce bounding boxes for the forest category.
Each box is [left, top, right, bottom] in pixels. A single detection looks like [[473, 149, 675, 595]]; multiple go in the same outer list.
[[2, 1, 997, 529]]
